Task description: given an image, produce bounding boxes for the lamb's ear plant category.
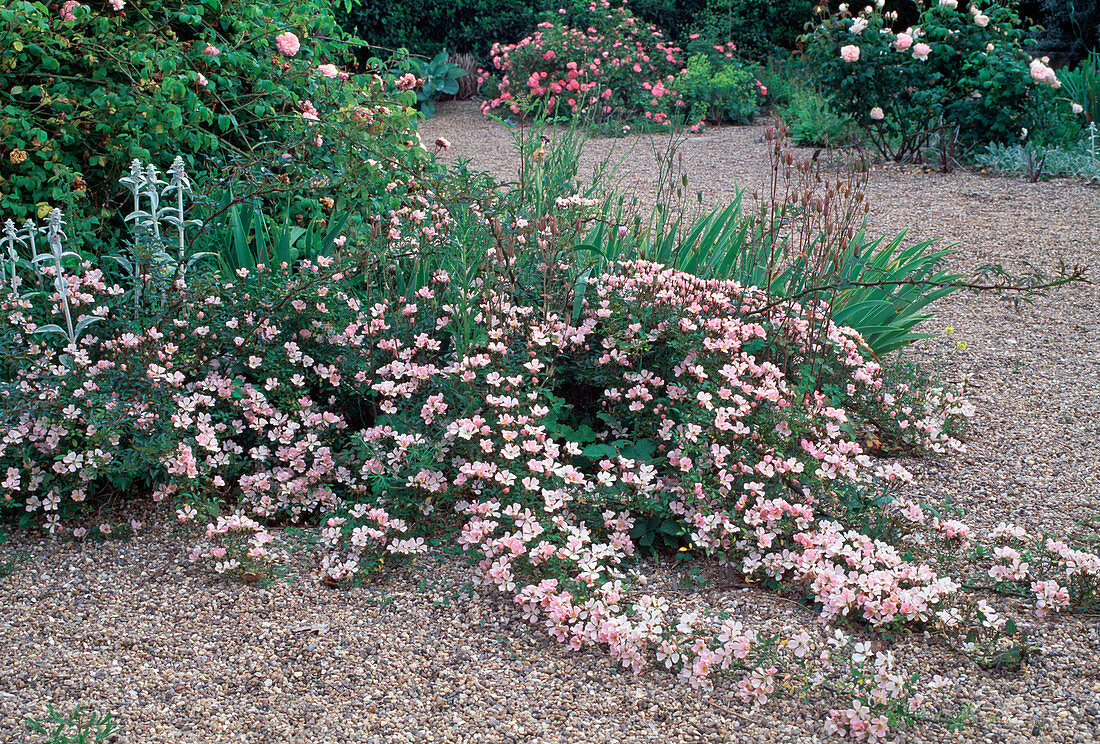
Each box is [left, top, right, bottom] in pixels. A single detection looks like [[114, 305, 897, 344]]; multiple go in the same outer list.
[[117, 157, 209, 303], [29, 209, 102, 353]]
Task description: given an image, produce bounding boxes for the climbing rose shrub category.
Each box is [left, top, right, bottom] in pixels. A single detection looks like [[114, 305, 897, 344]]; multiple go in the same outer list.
[[806, 1, 1061, 161], [0, 0, 409, 253]]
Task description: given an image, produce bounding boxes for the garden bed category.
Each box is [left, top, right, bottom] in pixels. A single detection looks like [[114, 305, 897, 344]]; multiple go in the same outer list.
[[2, 102, 1098, 743]]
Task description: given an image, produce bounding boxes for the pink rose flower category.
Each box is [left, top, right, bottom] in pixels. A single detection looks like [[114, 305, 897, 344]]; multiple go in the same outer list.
[[317, 64, 339, 78], [110, 0, 125, 10], [197, 72, 208, 87], [974, 13, 989, 26], [840, 45, 861, 63], [203, 44, 220, 56], [275, 32, 300, 57], [542, 50, 556, 61], [912, 42, 932, 61], [870, 107, 885, 120], [894, 33, 913, 50], [1072, 102, 1084, 115], [59, 0, 80, 20]]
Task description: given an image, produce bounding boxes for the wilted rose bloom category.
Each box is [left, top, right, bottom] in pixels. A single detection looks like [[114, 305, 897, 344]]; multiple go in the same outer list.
[[894, 33, 913, 50], [318, 64, 339, 78], [840, 45, 861, 62], [435, 137, 451, 151], [275, 32, 300, 56], [850, 17, 868, 34], [395, 72, 419, 91], [870, 107, 885, 120], [59, 0, 79, 20], [912, 42, 932, 61], [197, 72, 208, 87], [1072, 102, 1084, 115]]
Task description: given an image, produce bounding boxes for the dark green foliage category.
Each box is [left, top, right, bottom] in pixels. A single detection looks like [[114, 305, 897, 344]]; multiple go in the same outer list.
[[688, 0, 817, 61], [338, 0, 555, 58]]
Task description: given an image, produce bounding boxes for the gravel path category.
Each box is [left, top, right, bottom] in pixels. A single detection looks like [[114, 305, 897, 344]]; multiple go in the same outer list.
[[2, 101, 1099, 743]]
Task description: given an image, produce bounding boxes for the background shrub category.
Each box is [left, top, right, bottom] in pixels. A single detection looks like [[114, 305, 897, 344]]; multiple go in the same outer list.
[[688, 0, 816, 61], [337, 0, 555, 59], [806, 2, 1064, 162]]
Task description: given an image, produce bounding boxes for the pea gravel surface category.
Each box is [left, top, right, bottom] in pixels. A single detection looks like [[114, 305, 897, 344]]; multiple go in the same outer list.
[[2, 101, 1099, 743]]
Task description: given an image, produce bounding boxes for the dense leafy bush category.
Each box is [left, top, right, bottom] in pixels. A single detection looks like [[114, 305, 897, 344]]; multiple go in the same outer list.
[[0, 0, 371, 253], [1028, 0, 1100, 66], [673, 54, 763, 126], [806, 1, 1064, 161], [688, 0, 815, 61], [338, 0, 555, 59]]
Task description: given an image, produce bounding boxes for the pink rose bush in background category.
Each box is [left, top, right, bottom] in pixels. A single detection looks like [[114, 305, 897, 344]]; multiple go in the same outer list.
[[481, 0, 686, 124], [807, 1, 1067, 161]]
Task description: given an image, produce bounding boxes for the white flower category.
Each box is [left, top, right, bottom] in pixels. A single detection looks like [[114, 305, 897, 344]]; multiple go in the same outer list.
[[1072, 102, 1084, 115], [939, 0, 958, 8], [850, 17, 868, 34]]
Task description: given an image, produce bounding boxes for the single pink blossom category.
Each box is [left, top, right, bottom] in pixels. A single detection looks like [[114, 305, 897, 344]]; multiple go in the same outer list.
[[110, 0, 125, 10], [912, 42, 932, 61], [894, 33, 913, 50], [203, 44, 220, 57], [318, 63, 339, 78], [840, 45, 861, 63], [870, 107, 885, 120], [197, 72, 209, 87], [275, 32, 300, 57]]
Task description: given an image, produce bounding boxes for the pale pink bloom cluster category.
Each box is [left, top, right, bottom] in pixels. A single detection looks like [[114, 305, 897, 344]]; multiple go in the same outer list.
[[1029, 58, 1061, 88], [188, 513, 279, 576], [1030, 580, 1070, 617]]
